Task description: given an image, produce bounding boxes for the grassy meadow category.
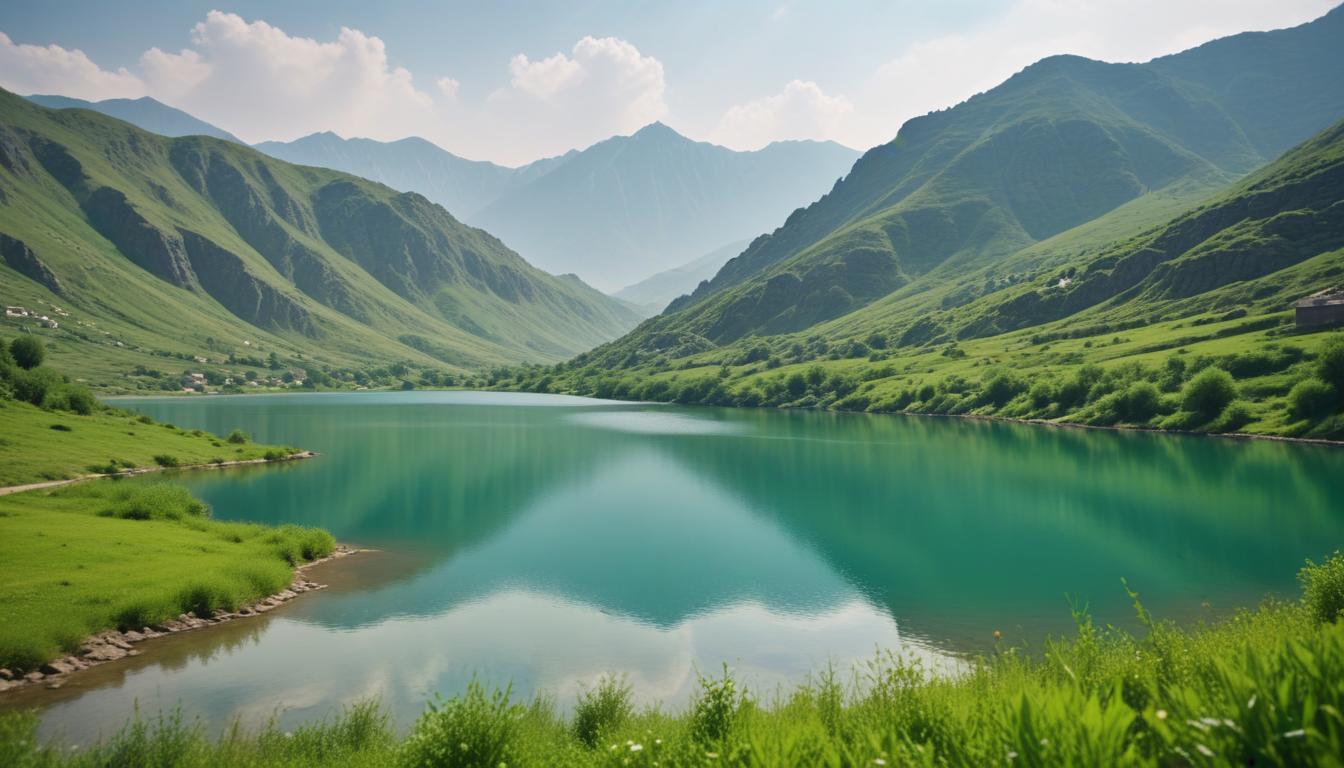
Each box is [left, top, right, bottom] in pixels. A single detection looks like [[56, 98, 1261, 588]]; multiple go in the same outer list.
[[0, 335, 332, 671], [0, 482, 334, 671], [3, 555, 1343, 767]]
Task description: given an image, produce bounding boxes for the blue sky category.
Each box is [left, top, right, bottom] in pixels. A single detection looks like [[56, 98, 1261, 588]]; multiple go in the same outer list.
[[0, 1, 1336, 164]]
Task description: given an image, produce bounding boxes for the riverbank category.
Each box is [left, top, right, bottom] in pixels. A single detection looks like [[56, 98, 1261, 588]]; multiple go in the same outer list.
[[3, 555, 1341, 767], [0, 544, 359, 693]]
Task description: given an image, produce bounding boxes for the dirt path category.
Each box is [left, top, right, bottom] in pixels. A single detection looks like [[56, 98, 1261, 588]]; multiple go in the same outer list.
[[0, 450, 317, 497]]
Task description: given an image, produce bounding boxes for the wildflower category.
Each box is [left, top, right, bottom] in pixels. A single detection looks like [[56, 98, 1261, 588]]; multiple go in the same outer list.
[[1006, 751, 1018, 761], [706, 752, 719, 759], [1247, 694, 1257, 709], [1283, 729, 1306, 739], [1155, 709, 1168, 721], [631, 743, 644, 752], [874, 759, 887, 766], [1196, 744, 1214, 757], [655, 738, 663, 745], [993, 630, 1002, 640], [1039, 738, 1050, 747]]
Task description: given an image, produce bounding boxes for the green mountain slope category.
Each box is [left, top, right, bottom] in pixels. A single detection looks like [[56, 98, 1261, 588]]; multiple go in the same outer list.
[[472, 123, 860, 291], [0, 89, 640, 386], [254, 132, 571, 220], [625, 6, 1344, 350], [26, 94, 243, 144]]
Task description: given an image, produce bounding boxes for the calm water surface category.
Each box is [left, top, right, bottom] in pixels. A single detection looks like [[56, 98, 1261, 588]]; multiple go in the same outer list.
[[10, 391, 1344, 742]]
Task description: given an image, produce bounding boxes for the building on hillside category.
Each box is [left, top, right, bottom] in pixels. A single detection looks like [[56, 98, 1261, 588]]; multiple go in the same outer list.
[[1296, 289, 1344, 328], [34, 315, 58, 329], [5, 306, 28, 318]]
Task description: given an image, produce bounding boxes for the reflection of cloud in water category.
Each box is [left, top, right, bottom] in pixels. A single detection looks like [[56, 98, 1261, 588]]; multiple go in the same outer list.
[[568, 410, 744, 435], [33, 590, 954, 744]]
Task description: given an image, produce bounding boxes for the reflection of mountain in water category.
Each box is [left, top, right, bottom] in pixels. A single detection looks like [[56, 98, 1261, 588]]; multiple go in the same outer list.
[[132, 394, 1344, 653]]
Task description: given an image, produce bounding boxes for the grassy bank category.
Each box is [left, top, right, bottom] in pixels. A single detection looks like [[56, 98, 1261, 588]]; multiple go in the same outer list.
[[0, 482, 334, 671], [501, 321, 1344, 442], [4, 556, 1342, 767], [0, 336, 333, 671]]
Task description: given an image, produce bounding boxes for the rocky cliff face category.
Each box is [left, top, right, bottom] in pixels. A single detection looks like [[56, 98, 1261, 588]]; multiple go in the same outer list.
[[0, 233, 62, 294]]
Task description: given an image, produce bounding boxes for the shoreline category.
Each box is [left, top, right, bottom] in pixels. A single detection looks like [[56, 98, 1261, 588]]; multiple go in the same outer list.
[[0, 450, 318, 497], [0, 544, 362, 693], [108, 386, 1344, 447]]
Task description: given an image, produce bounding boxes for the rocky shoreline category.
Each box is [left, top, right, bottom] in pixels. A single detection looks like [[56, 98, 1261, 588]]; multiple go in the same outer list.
[[0, 544, 360, 693]]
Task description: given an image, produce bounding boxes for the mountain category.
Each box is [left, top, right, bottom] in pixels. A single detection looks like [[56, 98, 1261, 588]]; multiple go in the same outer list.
[[601, 6, 1344, 356], [471, 123, 860, 291], [0, 88, 640, 382], [613, 239, 749, 315], [254, 132, 570, 220], [25, 94, 243, 144]]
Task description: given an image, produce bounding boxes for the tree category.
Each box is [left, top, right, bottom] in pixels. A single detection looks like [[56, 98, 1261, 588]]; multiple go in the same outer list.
[[1182, 367, 1237, 420], [1317, 335, 1344, 393], [1288, 379, 1336, 421], [10, 336, 45, 370]]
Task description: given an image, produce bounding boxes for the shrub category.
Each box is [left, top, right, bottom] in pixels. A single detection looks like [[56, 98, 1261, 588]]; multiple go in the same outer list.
[[1288, 379, 1337, 421], [980, 371, 1025, 407], [1213, 400, 1254, 432], [49, 423, 72, 432], [153, 454, 181, 468], [226, 429, 250, 444], [400, 681, 522, 768], [1318, 335, 1344, 393], [9, 336, 45, 370], [1300, 551, 1344, 624], [691, 665, 747, 745], [43, 382, 97, 415], [11, 367, 61, 406], [96, 483, 209, 521], [572, 675, 633, 748], [1181, 367, 1236, 420], [1118, 381, 1162, 423]]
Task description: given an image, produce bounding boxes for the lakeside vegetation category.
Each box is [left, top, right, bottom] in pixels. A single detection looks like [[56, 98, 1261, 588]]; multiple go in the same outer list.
[[0, 334, 333, 672], [0, 482, 334, 672], [4, 554, 1342, 766]]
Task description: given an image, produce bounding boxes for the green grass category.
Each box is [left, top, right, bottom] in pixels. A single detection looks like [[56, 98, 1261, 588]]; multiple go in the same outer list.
[[0, 480, 333, 671], [0, 398, 293, 487], [4, 556, 1344, 766]]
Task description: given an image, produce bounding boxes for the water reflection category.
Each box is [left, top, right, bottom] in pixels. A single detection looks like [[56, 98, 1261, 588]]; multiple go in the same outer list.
[[12, 391, 1342, 743]]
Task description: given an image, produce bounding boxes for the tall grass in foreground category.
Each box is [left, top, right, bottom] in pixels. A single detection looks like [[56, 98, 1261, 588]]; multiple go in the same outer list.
[[5, 554, 1344, 767]]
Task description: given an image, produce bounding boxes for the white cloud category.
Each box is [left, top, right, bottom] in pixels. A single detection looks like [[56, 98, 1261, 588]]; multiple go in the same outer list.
[[0, 31, 145, 100], [711, 79, 853, 150], [839, 0, 1338, 149], [485, 36, 668, 158], [435, 76, 460, 99]]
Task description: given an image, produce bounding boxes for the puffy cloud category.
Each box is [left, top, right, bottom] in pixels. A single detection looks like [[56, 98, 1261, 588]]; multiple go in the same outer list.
[[146, 11, 436, 145], [484, 36, 668, 159], [435, 77, 460, 99], [711, 80, 853, 150], [0, 31, 145, 100]]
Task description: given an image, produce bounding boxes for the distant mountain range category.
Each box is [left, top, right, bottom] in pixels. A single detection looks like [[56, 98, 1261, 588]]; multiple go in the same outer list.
[[32, 96, 861, 294], [470, 124, 859, 291], [0, 88, 640, 378], [26, 94, 244, 144], [254, 132, 570, 221]]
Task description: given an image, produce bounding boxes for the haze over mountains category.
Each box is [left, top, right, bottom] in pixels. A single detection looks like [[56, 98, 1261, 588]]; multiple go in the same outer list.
[[37, 95, 860, 297], [584, 5, 1344, 366], [0, 89, 640, 374]]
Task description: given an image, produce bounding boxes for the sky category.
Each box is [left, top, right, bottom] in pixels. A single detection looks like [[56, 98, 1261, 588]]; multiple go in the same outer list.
[[0, 1, 1337, 166]]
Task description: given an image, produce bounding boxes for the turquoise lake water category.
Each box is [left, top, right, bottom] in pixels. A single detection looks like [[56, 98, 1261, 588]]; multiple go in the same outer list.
[[12, 391, 1344, 742]]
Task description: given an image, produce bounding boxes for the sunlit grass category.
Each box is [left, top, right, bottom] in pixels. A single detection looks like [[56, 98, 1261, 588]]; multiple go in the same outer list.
[[6, 555, 1343, 766], [0, 481, 333, 671]]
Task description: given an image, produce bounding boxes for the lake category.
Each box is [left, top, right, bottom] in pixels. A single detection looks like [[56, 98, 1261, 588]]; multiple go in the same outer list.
[[10, 391, 1344, 743]]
